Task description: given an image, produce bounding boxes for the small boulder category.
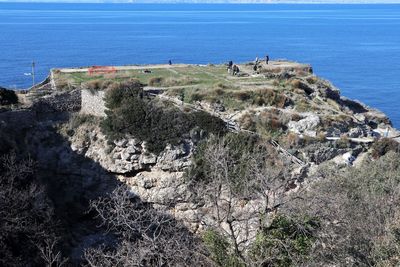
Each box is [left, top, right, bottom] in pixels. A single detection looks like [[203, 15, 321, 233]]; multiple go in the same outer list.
[[114, 139, 128, 147], [288, 115, 320, 134], [140, 153, 157, 165], [125, 145, 138, 154]]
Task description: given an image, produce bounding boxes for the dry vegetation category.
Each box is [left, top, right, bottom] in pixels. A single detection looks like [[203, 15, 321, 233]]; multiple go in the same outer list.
[[284, 152, 400, 266], [5, 61, 398, 266]]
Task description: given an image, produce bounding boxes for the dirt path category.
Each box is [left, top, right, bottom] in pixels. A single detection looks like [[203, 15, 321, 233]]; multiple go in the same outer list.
[[57, 64, 191, 73]]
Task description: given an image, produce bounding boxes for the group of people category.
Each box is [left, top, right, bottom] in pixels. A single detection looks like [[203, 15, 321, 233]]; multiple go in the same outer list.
[[227, 54, 270, 76], [253, 54, 269, 72], [257, 55, 269, 64]]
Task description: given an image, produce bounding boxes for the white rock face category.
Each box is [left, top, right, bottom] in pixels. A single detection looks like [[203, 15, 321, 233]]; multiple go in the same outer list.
[[80, 89, 106, 117], [288, 114, 320, 135], [65, 121, 306, 241], [332, 152, 356, 166]]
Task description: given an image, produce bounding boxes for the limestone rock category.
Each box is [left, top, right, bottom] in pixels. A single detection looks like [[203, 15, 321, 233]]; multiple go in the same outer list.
[[156, 143, 191, 171], [114, 139, 128, 147], [140, 153, 157, 165], [288, 114, 320, 135]]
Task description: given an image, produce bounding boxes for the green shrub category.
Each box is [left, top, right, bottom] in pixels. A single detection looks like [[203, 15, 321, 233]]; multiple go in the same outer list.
[[203, 229, 243, 267], [249, 215, 319, 267], [251, 89, 290, 108], [101, 82, 227, 153], [193, 111, 227, 136], [0, 87, 18, 105]]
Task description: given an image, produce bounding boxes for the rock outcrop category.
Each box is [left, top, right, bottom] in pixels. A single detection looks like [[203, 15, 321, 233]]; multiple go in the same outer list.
[[3, 60, 399, 263]]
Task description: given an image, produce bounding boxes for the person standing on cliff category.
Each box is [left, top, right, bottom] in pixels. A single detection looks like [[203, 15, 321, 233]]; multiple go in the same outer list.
[[232, 65, 240, 76], [265, 55, 270, 65], [227, 60, 233, 74]]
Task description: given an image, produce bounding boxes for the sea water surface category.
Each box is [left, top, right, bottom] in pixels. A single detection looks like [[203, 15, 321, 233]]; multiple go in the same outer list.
[[0, 3, 399, 126]]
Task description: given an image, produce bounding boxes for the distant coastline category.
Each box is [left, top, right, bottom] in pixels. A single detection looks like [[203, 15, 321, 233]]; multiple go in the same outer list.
[[1, 1, 400, 4]]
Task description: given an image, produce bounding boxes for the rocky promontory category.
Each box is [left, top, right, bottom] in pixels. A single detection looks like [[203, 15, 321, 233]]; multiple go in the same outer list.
[[1, 60, 400, 266]]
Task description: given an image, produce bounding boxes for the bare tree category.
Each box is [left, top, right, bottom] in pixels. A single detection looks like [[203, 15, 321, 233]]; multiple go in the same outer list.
[[84, 185, 213, 267], [0, 152, 60, 266], [283, 151, 400, 267], [37, 237, 68, 267]]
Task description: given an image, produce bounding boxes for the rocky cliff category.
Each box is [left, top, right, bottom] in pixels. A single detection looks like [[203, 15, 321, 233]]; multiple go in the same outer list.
[[2, 60, 399, 264]]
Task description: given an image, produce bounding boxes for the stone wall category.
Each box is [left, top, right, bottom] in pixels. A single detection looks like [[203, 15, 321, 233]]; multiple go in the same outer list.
[[32, 89, 81, 114], [80, 89, 106, 117]]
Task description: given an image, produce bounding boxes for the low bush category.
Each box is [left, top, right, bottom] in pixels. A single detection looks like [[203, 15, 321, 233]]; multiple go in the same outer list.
[[66, 113, 98, 133], [295, 99, 313, 112], [290, 113, 302, 122], [335, 135, 351, 149], [101, 82, 227, 153], [284, 152, 400, 266], [371, 138, 400, 158], [258, 111, 284, 131], [238, 112, 256, 131], [234, 90, 251, 101], [213, 87, 225, 96], [148, 77, 164, 86], [0, 87, 18, 105], [316, 132, 327, 142], [249, 215, 319, 267], [83, 79, 104, 90], [55, 79, 71, 90], [238, 109, 287, 137], [193, 111, 227, 136], [215, 82, 230, 90], [252, 89, 290, 108], [187, 132, 268, 189], [290, 79, 314, 95], [203, 229, 243, 267], [281, 132, 301, 148], [189, 91, 204, 102], [306, 76, 318, 84]]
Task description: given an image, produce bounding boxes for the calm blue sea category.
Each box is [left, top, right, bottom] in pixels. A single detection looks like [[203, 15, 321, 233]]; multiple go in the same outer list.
[[0, 3, 399, 126]]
